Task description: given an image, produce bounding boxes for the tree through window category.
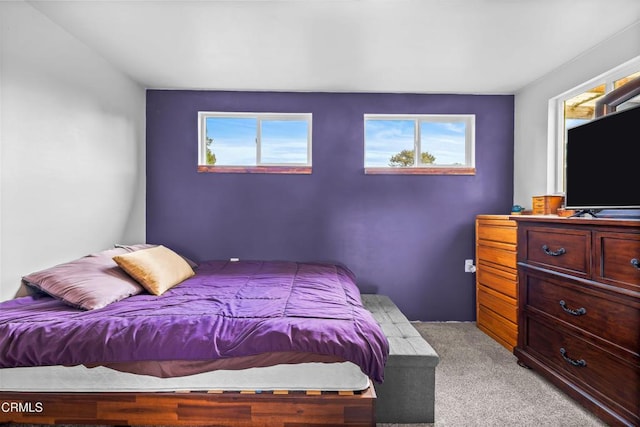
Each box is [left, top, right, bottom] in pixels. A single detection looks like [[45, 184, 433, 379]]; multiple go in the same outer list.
[[198, 112, 312, 174], [364, 114, 475, 175]]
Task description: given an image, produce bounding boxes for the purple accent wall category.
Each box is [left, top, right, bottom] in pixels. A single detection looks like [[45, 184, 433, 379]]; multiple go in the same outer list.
[[146, 90, 514, 321]]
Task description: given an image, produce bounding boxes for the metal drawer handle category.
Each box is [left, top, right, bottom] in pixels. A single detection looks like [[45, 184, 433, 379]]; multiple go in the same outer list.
[[542, 245, 566, 256], [559, 300, 586, 316], [560, 348, 586, 367], [632, 258, 640, 270]]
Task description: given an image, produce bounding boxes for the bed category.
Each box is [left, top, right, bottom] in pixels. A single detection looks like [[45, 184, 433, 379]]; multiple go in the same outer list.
[[0, 246, 389, 426]]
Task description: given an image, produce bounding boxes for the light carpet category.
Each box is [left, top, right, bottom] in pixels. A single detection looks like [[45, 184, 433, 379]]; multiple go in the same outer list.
[[379, 321, 606, 427]]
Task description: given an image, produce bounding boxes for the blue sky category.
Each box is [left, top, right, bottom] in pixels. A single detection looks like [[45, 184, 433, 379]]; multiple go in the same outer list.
[[206, 116, 467, 167], [565, 118, 589, 130], [205, 117, 308, 165], [365, 119, 467, 167]]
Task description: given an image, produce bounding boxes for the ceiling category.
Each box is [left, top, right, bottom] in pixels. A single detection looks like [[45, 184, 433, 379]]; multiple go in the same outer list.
[[28, 0, 640, 94]]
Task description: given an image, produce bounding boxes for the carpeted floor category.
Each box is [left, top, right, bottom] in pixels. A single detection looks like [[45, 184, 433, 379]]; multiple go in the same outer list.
[[379, 321, 606, 427]]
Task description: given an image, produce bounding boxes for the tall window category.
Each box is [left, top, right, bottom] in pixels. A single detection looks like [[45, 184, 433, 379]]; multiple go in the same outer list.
[[364, 114, 475, 175], [549, 58, 640, 192], [198, 112, 312, 174], [562, 71, 640, 136]]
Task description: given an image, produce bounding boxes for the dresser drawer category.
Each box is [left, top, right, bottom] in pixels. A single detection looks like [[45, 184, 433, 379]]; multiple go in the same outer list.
[[526, 317, 639, 418], [477, 220, 517, 246], [477, 245, 517, 271], [477, 262, 517, 299], [478, 304, 517, 350], [478, 285, 517, 323], [595, 231, 640, 291], [524, 272, 640, 354], [524, 227, 590, 277]]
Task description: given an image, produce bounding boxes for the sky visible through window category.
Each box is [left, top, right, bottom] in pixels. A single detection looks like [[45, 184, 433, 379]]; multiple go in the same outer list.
[[421, 122, 466, 165], [365, 119, 467, 167], [205, 117, 308, 165], [566, 118, 589, 130], [365, 120, 414, 166], [261, 120, 308, 164]]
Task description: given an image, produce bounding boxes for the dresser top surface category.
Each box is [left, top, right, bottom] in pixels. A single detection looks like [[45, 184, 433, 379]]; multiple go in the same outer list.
[[511, 215, 640, 229], [476, 214, 513, 220]]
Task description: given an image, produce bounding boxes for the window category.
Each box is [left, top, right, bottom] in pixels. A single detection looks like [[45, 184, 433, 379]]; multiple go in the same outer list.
[[198, 112, 312, 174], [562, 71, 640, 142], [364, 114, 475, 175], [548, 57, 640, 193]]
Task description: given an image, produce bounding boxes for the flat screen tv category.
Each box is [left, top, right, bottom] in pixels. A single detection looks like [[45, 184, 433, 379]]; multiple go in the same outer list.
[[564, 104, 640, 215]]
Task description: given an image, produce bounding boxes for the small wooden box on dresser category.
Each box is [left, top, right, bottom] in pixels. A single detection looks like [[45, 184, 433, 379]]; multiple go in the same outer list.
[[513, 216, 640, 427], [475, 215, 518, 352]]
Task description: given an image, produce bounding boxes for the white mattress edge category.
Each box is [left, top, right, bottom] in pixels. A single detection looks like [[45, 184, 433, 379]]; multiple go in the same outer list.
[[0, 362, 370, 392]]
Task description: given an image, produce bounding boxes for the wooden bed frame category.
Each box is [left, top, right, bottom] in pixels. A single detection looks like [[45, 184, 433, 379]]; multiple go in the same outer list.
[[0, 387, 375, 426]]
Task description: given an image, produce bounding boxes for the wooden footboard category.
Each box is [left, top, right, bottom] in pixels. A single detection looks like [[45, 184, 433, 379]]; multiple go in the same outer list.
[[0, 387, 375, 426]]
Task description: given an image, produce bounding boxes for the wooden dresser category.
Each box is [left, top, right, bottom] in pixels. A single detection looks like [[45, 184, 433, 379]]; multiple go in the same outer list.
[[475, 215, 518, 352], [513, 216, 640, 426]]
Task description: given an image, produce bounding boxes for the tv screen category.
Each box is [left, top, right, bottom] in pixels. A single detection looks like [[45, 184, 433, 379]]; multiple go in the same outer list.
[[565, 104, 640, 211]]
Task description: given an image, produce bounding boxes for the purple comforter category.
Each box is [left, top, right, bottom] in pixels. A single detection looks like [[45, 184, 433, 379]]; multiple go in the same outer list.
[[0, 261, 388, 382]]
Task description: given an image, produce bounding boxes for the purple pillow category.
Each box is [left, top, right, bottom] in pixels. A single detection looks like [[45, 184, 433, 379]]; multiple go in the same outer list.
[[23, 248, 144, 310]]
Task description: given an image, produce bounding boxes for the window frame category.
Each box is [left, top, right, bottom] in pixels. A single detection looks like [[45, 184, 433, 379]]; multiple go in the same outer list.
[[547, 56, 640, 193], [364, 114, 476, 175], [197, 111, 313, 174]]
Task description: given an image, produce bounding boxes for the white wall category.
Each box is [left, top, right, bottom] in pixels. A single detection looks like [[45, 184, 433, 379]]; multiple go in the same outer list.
[[513, 22, 640, 207], [0, 1, 146, 300]]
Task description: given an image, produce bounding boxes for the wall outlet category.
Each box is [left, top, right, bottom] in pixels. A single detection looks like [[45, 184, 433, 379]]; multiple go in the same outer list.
[[464, 259, 476, 273]]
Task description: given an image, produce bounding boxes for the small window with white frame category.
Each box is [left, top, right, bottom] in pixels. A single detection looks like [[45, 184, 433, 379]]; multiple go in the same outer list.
[[364, 114, 475, 175], [198, 112, 312, 174]]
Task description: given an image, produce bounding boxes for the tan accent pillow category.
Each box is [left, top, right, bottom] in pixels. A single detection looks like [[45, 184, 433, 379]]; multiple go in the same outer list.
[[113, 245, 195, 296], [114, 243, 198, 269]]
